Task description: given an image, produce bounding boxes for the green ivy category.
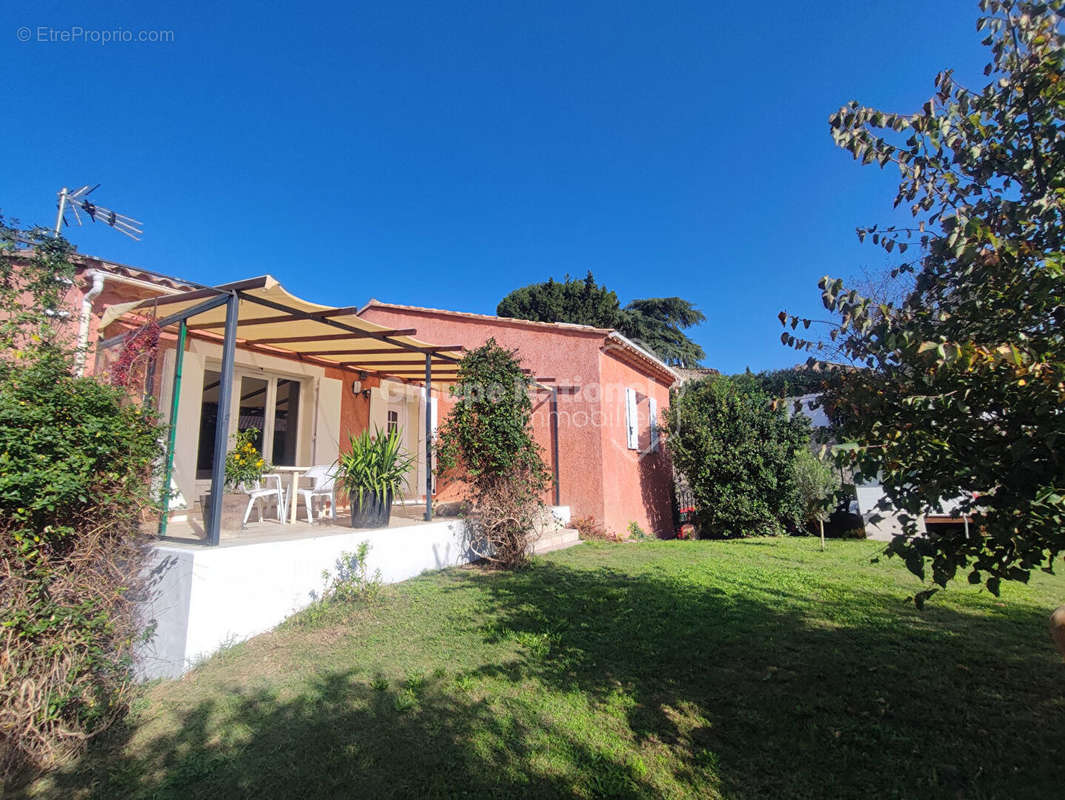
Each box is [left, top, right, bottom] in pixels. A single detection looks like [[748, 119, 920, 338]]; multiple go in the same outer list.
[[436, 339, 550, 568]]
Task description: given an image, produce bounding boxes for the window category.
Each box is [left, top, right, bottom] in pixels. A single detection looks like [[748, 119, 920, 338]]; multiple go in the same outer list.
[[386, 409, 399, 435], [195, 371, 302, 479], [625, 388, 638, 450]]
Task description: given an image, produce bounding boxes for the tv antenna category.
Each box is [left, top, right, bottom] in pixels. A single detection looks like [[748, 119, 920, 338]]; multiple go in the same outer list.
[[54, 184, 142, 241]]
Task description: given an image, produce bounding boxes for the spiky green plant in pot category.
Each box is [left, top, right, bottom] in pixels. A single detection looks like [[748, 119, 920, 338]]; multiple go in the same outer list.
[[336, 427, 415, 528]]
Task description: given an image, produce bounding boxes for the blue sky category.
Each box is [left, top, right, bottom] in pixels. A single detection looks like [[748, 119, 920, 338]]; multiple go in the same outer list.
[[4, 1, 986, 373]]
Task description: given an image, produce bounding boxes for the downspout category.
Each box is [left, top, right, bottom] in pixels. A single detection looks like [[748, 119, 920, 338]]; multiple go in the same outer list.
[[76, 268, 185, 376], [76, 270, 106, 375], [551, 387, 560, 506]]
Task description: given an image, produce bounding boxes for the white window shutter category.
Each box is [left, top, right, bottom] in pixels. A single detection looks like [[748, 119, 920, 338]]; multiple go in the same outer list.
[[649, 396, 658, 451], [625, 388, 638, 450]]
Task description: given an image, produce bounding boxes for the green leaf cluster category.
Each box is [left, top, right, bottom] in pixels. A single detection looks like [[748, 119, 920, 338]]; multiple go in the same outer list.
[[436, 340, 550, 568], [497, 271, 707, 367], [792, 447, 841, 525], [436, 339, 549, 485], [336, 427, 415, 507], [0, 218, 161, 780], [665, 376, 811, 537], [223, 427, 270, 489], [789, 0, 1065, 596]]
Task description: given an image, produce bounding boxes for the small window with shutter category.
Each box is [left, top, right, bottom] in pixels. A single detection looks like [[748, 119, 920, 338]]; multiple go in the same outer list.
[[625, 388, 638, 450]]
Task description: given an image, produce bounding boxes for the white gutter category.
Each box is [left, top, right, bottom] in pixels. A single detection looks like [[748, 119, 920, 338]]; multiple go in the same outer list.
[[75, 268, 182, 376]]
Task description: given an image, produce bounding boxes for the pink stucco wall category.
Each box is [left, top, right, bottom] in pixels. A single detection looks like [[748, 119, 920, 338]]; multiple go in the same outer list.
[[598, 348, 675, 537], [44, 263, 677, 537], [359, 304, 676, 537]]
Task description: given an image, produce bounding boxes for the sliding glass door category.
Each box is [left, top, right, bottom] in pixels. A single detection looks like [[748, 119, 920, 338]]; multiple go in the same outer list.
[[271, 378, 300, 466], [195, 370, 302, 479]]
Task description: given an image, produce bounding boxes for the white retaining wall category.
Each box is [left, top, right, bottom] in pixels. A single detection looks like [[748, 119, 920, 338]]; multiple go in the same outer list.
[[138, 507, 571, 680]]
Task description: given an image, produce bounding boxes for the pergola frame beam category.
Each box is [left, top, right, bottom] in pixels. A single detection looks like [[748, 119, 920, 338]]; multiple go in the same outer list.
[[97, 292, 232, 351], [237, 293, 463, 366], [247, 331, 418, 345]]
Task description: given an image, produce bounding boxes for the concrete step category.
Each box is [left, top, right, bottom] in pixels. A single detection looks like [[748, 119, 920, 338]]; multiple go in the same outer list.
[[531, 528, 583, 555]]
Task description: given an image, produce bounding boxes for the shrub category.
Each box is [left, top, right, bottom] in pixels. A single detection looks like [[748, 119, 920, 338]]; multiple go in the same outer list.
[[572, 516, 620, 542], [792, 447, 841, 550], [0, 223, 160, 786], [626, 521, 652, 541], [223, 427, 269, 488], [665, 375, 810, 537], [324, 542, 383, 604], [436, 339, 550, 569]]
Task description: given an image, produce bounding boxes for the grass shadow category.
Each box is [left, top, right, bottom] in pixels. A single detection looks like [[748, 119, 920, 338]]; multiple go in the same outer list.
[[27, 541, 1065, 799]]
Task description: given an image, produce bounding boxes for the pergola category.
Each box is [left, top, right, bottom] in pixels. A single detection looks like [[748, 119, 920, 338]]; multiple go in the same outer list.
[[99, 275, 474, 544]]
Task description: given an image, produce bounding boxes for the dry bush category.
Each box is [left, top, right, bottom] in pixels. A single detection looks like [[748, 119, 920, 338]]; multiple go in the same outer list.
[[571, 516, 620, 542], [0, 511, 151, 786], [464, 467, 546, 569]]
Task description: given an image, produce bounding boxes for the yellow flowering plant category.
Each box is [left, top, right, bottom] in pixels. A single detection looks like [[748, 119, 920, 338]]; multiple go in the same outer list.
[[224, 427, 271, 488]]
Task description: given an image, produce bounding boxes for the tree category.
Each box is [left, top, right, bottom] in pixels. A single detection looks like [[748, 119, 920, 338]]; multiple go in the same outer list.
[[0, 221, 160, 783], [497, 271, 620, 329], [665, 376, 811, 537], [617, 298, 707, 369], [792, 448, 841, 551], [436, 339, 550, 569], [497, 271, 707, 367], [780, 0, 1065, 602], [733, 365, 833, 399]]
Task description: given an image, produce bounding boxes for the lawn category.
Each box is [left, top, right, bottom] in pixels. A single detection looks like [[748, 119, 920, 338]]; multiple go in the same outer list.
[[26, 538, 1065, 799]]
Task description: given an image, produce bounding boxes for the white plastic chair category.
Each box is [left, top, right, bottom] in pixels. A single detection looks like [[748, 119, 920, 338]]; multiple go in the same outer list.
[[241, 473, 286, 527], [292, 465, 337, 522]]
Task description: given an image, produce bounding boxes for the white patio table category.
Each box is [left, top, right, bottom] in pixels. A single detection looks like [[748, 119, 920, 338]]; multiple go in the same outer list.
[[272, 465, 312, 524]]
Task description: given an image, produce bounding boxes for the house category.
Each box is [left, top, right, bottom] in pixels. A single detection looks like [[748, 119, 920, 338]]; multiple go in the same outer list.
[[359, 301, 679, 538], [62, 258, 678, 538], [29, 253, 682, 676]]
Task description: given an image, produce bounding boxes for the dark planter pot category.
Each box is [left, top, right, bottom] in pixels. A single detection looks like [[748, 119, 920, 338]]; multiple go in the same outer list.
[[199, 492, 251, 531], [350, 489, 393, 528]]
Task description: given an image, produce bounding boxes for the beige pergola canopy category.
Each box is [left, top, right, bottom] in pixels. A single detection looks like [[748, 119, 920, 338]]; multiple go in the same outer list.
[[101, 274, 556, 545], [100, 275, 464, 382], [99, 275, 475, 544]]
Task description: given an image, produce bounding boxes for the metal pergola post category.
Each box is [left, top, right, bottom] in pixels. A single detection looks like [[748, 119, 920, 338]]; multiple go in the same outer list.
[[424, 353, 433, 522], [205, 291, 240, 546], [158, 319, 187, 536]]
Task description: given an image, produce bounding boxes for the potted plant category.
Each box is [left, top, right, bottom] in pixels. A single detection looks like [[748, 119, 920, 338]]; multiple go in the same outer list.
[[199, 428, 272, 530], [336, 427, 415, 528]]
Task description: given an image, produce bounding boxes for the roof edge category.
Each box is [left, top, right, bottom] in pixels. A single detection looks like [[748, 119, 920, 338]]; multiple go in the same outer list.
[[604, 331, 680, 383], [360, 300, 615, 336]]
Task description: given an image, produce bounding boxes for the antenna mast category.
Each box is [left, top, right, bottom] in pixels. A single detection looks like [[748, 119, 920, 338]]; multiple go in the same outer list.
[[54, 184, 143, 240]]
